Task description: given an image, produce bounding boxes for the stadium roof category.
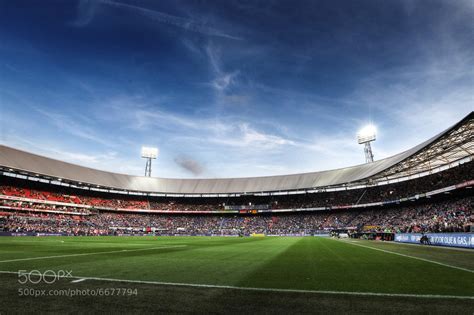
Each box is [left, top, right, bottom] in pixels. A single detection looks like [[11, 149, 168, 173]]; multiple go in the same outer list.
[[0, 112, 472, 195]]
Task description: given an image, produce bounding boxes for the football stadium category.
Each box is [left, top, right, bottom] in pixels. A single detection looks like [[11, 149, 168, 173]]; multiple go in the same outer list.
[[0, 113, 473, 313], [1, 1, 474, 314]]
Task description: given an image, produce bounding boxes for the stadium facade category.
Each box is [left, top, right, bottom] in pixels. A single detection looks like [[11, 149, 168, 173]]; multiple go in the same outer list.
[[0, 112, 472, 196]]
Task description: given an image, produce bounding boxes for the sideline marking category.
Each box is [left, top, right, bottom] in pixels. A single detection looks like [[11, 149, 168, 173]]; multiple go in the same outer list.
[[0, 245, 186, 263], [71, 278, 87, 283], [336, 239, 473, 273], [384, 241, 474, 252], [0, 270, 472, 300]]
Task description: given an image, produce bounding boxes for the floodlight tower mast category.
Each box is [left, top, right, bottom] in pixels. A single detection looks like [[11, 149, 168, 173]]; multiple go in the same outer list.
[[357, 125, 376, 163], [144, 158, 152, 177], [141, 147, 159, 177], [362, 142, 374, 163]]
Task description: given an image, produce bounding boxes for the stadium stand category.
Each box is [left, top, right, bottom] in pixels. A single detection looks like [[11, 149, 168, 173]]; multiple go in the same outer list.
[[0, 113, 472, 237], [1, 195, 472, 236], [0, 160, 472, 212], [0, 159, 472, 236]]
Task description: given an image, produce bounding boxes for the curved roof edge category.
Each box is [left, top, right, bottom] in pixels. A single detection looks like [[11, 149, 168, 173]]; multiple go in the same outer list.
[[1, 112, 472, 194]]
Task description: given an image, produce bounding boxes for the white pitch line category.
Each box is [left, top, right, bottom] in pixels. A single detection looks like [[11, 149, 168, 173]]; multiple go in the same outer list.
[[0, 245, 186, 263], [384, 241, 474, 252], [336, 239, 474, 274], [71, 278, 87, 283], [0, 270, 472, 300]]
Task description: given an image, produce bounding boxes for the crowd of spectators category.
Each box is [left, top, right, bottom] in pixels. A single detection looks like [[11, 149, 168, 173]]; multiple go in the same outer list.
[[0, 163, 472, 236], [1, 186, 83, 204], [0, 186, 150, 210], [355, 198, 472, 233], [147, 201, 215, 212], [4, 213, 106, 235], [1, 161, 471, 212], [0, 199, 90, 214], [3, 196, 472, 236], [273, 161, 474, 208]]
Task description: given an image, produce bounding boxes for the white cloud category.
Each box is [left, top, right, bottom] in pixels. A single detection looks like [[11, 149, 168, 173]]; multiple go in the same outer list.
[[1, 134, 143, 175], [34, 107, 116, 148], [73, 0, 242, 40], [205, 43, 241, 94], [212, 71, 239, 91], [127, 106, 232, 135], [208, 123, 295, 149], [138, 109, 298, 152], [348, 60, 473, 157], [71, 0, 100, 27], [3, 3, 472, 179]]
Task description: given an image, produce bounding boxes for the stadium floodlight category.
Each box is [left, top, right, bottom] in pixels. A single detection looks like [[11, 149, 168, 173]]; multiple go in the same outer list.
[[141, 147, 158, 159], [141, 146, 159, 177], [357, 124, 376, 163]]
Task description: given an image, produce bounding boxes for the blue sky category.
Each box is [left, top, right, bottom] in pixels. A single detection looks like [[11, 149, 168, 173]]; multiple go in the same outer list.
[[0, 0, 473, 178]]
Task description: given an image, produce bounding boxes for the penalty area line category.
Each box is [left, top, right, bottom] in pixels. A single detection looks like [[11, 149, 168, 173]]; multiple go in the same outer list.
[[335, 239, 474, 274], [0, 245, 187, 263], [0, 270, 472, 300]]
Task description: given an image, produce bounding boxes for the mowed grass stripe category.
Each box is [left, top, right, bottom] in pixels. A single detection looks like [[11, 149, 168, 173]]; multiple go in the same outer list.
[[0, 270, 472, 300], [0, 237, 298, 287], [0, 236, 472, 297], [0, 245, 187, 263], [341, 238, 474, 270], [0, 236, 258, 261], [336, 239, 474, 273], [237, 237, 474, 295]]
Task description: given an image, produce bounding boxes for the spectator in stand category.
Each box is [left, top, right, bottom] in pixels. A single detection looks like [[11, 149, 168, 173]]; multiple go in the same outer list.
[[3, 196, 472, 236], [1, 160, 472, 211]]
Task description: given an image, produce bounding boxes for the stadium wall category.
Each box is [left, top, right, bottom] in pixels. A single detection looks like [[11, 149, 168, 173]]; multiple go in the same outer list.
[[394, 233, 474, 249]]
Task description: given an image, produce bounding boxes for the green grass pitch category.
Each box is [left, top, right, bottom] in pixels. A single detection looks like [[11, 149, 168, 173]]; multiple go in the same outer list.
[[0, 236, 472, 314]]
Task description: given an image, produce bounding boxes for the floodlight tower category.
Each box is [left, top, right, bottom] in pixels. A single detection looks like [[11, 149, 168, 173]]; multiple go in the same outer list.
[[141, 147, 159, 177], [357, 125, 376, 163]]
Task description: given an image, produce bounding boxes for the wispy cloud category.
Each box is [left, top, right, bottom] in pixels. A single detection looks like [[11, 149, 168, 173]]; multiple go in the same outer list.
[[1, 133, 144, 175], [106, 97, 298, 148], [2, 0, 472, 178], [50, 149, 117, 165], [180, 38, 250, 105], [211, 71, 240, 91], [210, 123, 296, 149], [205, 43, 240, 93], [73, 0, 242, 40], [34, 107, 116, 148], [346, 44, 474, 155], [111, 103, 231, 134], [71, 0, 100, 27], [99, 98, 294, 151]]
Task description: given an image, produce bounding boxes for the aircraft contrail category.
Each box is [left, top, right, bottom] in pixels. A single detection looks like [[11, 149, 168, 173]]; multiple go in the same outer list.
[[78, 0, 242, 40]]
